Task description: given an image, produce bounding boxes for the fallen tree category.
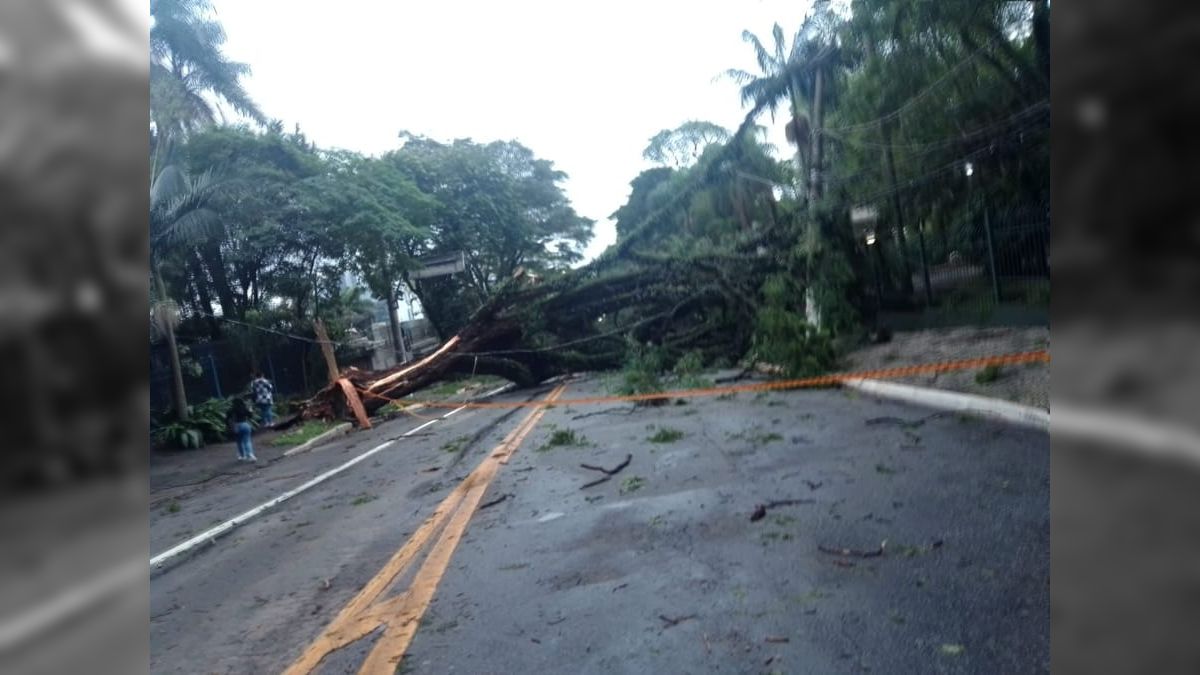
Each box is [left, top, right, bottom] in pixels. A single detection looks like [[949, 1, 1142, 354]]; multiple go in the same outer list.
[[300, 117, 852, 422]]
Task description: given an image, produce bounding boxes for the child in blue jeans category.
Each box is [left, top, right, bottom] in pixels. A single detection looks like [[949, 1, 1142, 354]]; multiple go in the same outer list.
[[226, 397, 258, 462]]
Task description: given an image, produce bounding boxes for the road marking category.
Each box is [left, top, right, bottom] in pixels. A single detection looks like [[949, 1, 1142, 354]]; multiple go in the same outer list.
[[282, 384, 566, 675], [403, 418, 441, 436], [0, 557, 143, 652], [150, 386, 516, 572]]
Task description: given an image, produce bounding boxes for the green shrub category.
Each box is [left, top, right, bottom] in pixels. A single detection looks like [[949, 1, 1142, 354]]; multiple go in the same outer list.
[[648, 427, 684, 443], [748, 274, 839, 378], [153, 397, 242, 449]]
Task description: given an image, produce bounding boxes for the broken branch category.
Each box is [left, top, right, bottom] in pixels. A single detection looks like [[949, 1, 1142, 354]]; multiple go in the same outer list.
[[750, 498, 816, 521], [579, 454, 633, 489], [659, 614, 697, 629], [478, 493, 513, 510]]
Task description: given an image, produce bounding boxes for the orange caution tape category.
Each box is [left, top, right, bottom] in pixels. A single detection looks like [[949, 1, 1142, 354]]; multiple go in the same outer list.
[[361, 349, 1050, 411]]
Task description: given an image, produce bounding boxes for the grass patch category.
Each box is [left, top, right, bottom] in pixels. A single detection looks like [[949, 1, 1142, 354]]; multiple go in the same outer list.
[[974, 363, 1003, 384], [875, 463, 898, 475], [789, 589, 831, 605], [620, 476, 646, 494], [351, 493, 378, 506], [271, 420, 337, 447], [440, 435, 470, 454], [647, 427, 685, 443], [537, 427, 587, 452], [727, 429, 783, 446], [498, 562, 529, 571], [166, 501, 181, 514], [760, 531, 794, 544]]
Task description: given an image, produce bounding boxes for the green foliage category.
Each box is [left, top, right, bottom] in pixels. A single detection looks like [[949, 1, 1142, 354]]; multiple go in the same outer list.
[[749, 274, 838, 377], [271, 421, 336, 448], [620, 476, 646, 494], [440, 436, 471, 454], [615, 340, 667, 397], [537, 427, 587, 452], [975, 364, 1003, 384], [647, 428, 685, 444], [153, 397, 239, 449], [673, 350, 705, 376]]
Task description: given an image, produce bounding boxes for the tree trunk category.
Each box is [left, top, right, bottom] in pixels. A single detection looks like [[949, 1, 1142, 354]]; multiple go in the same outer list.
[[188, 251, 222, 338], [154, 262, 189, 421], [385, 283, 407, 364], [200, 241, 239, 320], [807, 67, 825, 213], [805, 67, 826, 328], [881, 121, 915, 295]]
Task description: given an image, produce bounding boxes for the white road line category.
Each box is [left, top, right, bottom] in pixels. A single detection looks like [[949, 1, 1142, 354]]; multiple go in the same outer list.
[[150, 386, 515, 572], [151, 437, 398, 571], [404, 418, 442, 435], [0, 557, 143, 652]]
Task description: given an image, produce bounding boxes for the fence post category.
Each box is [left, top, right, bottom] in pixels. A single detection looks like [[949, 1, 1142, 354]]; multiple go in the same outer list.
[[916, 221, 934, 306], [983, 207, 1002, 304], [208, 354, 223, 399]]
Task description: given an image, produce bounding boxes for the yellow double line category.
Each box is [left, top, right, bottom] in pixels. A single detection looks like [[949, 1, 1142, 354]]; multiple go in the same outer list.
[[283, 384, 567, 675]]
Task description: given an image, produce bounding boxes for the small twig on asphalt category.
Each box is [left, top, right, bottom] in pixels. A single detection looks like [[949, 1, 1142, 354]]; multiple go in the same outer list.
[[571, 407, 636, 421], [547, 616, 567, 626], [479, 493, 513, 510], [817, 540, 888, 558], [659, 614, 697, 629], [750, 498, 816, 521], [804, 480, 823, 490], [765, 636, 790, 644], [579, 454, 633, 489], [151, 604, 181, 621], [611, 583, 629, 593], [422, 466, 441, 473], [581, 454, 633, 476]]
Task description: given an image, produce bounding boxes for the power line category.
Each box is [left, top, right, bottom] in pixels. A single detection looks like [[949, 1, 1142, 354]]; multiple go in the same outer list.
[[822, 100, 1049, 152], [822, 41, 997, 135]]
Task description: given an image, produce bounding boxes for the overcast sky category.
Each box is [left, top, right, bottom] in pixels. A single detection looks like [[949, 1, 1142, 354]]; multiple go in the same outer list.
[[205, 0, 814, 261]]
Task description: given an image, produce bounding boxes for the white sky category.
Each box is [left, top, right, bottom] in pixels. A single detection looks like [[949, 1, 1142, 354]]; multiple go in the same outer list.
[[207, 0, 814, 261]]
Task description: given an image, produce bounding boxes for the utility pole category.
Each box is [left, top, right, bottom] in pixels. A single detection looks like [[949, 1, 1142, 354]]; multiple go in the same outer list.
[[312, 319, 340, 384]]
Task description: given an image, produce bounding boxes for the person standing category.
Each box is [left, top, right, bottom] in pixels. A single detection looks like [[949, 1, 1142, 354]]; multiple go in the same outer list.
[[226, 397, 257, 462], [250, 371, 275, 426]]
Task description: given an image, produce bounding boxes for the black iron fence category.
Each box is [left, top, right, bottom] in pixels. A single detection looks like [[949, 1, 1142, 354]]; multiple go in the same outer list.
[[863, 205, 1049, 330]]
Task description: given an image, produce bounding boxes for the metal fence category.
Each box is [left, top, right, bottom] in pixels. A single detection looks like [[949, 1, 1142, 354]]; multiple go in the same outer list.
[[150, 317, 441, 421], [864, 204, 1049, 330]]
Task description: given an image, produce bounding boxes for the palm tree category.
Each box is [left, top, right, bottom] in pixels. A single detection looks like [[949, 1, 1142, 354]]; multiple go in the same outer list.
[[725, 7, 840, 326], [150, 0, 266, 170], [151, 164, 222, 421]]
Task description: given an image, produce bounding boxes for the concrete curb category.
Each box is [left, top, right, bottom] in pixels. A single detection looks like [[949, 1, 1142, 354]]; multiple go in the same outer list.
[[282, 422, 353, 457], [841, 378, 1049, 431]]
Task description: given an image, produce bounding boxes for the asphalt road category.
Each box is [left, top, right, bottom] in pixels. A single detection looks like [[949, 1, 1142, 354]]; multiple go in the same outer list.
[[149, 375, 1049, 674]]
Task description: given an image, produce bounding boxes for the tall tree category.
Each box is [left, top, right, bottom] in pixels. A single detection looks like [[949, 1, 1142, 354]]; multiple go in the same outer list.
[[150, 164, 221, 420], [643, 121, 731, 169], [388, 136, 594, 336], [150, 0, 266, 168]]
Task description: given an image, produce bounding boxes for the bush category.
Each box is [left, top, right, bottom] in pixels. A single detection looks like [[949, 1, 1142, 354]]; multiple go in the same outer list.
[[749, 275, 838, 378], [153, 397, 246, 449], [615, 339, 667, 398]]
